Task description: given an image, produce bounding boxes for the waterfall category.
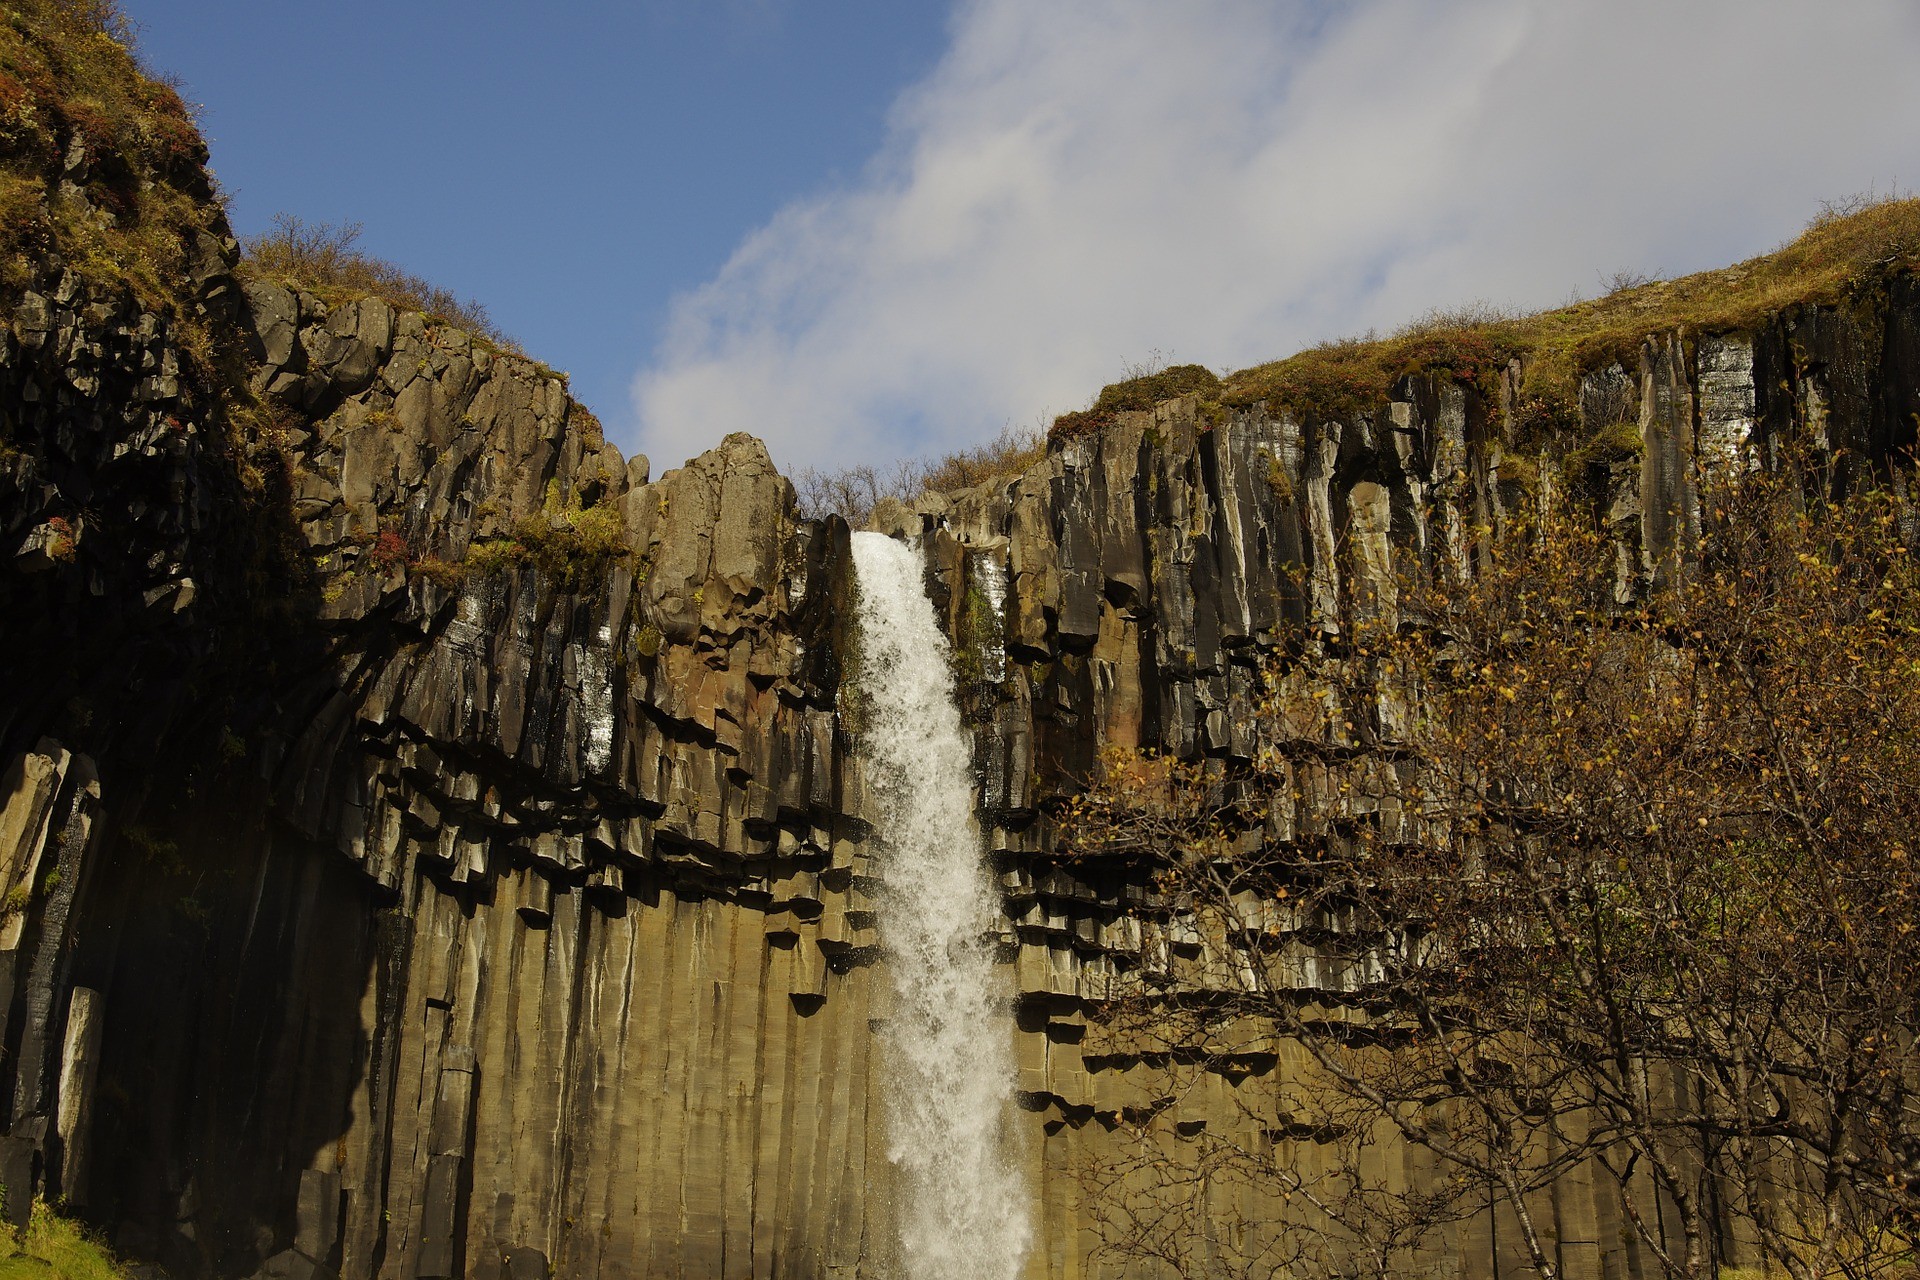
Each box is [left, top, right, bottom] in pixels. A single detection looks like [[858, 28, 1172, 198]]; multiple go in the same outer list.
[[849, 531, 1031, 1280]]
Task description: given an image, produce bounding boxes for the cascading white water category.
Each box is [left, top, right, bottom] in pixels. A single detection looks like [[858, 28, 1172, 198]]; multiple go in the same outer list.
[[849, 531, 1031, 1280]]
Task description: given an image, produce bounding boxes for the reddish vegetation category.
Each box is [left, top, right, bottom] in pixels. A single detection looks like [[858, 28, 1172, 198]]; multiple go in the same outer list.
[[57, 99, 116, 160], [370, 529, 411, 571], [0, 71, 29, 116]]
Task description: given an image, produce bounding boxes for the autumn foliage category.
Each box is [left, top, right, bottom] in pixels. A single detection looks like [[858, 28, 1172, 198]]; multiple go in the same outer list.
[[1062, 458, 1920, 1280]]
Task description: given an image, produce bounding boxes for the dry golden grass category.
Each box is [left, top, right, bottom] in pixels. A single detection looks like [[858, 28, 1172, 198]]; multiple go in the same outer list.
[[243, 213, 518, 351], [1047, 196, 1920, 450], [1219, 194, 1920, 436]]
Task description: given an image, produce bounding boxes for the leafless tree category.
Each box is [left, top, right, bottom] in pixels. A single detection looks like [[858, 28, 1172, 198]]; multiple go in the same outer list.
[[1061, 460, 1920, 1280]]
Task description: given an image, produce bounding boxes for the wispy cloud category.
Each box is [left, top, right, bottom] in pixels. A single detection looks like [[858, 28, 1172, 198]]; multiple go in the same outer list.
[[631, 0, 1920, 474]]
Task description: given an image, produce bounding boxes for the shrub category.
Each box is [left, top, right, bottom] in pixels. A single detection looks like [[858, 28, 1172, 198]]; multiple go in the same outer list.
[[793, 423, 1047, 524], [57, 98, 117, 164], [1063, 466, 1920, 1280], [914, 423, 1048, 494], [45, 0, 136, 44], [369, 527, 410, 572], [459, 485, 631, 586]]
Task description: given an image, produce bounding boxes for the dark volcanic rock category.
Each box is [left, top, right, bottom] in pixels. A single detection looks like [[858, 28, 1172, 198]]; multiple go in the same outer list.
[[2, 171, 1918, 1278]]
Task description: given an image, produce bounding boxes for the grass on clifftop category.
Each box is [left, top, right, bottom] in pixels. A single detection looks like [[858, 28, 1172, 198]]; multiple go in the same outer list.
[[1051, 363, 1222, 441], [1052, 194, 1920, 444], [242, 213, 519, 352], [0, 1, 518, 356], [0, 1200, 128, 1280]]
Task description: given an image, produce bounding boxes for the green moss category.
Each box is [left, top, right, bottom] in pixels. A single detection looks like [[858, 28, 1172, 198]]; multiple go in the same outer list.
[[635, 623, 663, 658], [460, 487, 632, 587], [951, 583, 997, 691], [409, 556, 467, 589], [463, 538, 525, 577], [1496, 452, 1540, 495]]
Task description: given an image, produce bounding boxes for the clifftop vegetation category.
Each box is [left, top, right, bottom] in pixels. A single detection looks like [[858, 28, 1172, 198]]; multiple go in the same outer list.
[[1050, 361, 1222, 440], [806, 194, 1920, 528], [1052, 193, 1920, 445], [241, 212, 517, 352]]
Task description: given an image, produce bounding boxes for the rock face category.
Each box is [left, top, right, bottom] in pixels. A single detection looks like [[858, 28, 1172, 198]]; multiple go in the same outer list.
[[7, 271, 885, 1279], [4, 202, 1920, 1279]]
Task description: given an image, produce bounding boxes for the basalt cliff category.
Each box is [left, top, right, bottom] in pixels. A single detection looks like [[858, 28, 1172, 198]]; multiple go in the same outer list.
[[2, 11, 1918, 1280]]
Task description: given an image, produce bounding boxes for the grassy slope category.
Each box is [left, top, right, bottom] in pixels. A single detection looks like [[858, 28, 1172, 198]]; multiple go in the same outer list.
[[0, 1202, 127, 1280], [0, 0, 227, 343], [1055, 197, 1920, 452]]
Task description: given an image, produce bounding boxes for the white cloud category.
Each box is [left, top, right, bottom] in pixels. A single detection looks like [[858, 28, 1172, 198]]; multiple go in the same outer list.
[[631, 0, 1920, 474]]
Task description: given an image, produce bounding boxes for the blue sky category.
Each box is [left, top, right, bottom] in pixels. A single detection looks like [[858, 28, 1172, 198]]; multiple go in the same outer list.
[[125, 0, 950, 443], [126, 2, 1920, 476]]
